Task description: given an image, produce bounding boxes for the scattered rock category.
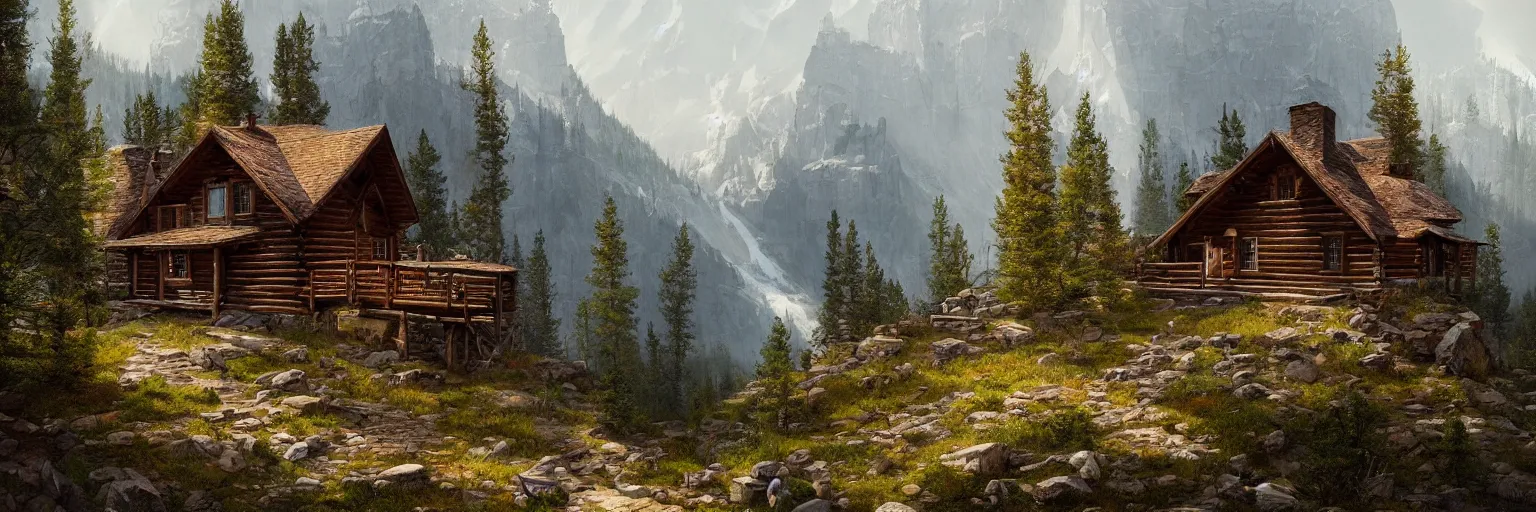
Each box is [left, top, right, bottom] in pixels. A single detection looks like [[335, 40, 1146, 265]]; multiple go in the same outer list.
[[1068, 451, 1103, 480], [1436, 323, 1491, 378], [1359, 353, 1394, 370], [932, 338, 984, 364], [875, 503, 918, 512], [791, 499, 832, 512], [218, 450, 247, 473], [377, 463, 431, 488], [1234, 383, 1272, 400], [281, 347, 309, 363], [280, 395, 326, 414], [97, 468, 164, 512], [1257, 327, 1303, 346], [729, 476, 767, 504], [362, 350, 400, 368], [856, 336, 904, 360], [1033, 476, 1091, 501], [266, 369, 308, 392], [939, 442, 1008, 476], [900, 484, 922, 496], [1255, 481, 1299, 510], [1080, 326, 1104, 342], [1284, 360, 1320, 383], [283, 441, 310, 461]]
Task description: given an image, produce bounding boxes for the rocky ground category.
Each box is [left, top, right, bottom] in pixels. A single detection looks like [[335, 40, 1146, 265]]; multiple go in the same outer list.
[[3, 287, 1536, 511]]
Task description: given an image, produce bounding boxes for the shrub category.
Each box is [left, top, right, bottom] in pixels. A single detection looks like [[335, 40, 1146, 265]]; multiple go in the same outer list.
[[986, 407, 1097, 452], [1441, 418, 1479, 485], [1287, 390, 1389, 504]]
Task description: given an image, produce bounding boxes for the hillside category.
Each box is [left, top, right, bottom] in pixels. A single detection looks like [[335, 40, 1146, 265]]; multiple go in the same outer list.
[[3, 289, 1533, 511]]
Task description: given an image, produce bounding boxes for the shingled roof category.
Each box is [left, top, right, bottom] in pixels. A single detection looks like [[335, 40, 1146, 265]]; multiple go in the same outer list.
[[1158, 102, 1470, 248], [108, 123, 416, 240]]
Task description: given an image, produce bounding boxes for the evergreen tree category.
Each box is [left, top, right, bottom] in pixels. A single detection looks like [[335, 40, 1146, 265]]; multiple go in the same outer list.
[[1423, 133, 1448, 196], [644, 322, 663, 415], [993, 51, 1062, 306], [1172, 160, 1195, 214], [521, 231, 561, 358], [174, 70, 204, 152], [0, 0, 31, 147], [1058, 93, 1129, 301], [0, 0, 37, 384], [1369, 44, 1424, 178], [193, 0, 258, 127], [756, 316, 794, 429], [571, 298, 593, 362], [269, 12, 328, 125], [814, 211, 844, 347], [1133, 118, 1171, 237], [1210, 104, 1248, 171], [925, 196, 972, 305], [840, 220, 865, 334], [458, 20, 512, 263], [403, 130, 454, 257], [1472, 223, 1512, 334], [657, 224, 697, 415], [123, 91, 174, 147], [586, 196, 642, 431], [858, 242, 887, 328]]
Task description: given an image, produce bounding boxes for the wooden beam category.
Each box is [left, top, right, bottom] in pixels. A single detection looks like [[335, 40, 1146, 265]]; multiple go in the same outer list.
[[157, 251, 166, 301], [128, 251, 138, 297], [493, 274, 504, 351], [397, 311, 408, 357], [212, 247, 223, 319]]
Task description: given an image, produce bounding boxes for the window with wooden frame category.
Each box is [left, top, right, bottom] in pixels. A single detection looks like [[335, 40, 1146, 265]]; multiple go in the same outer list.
[[156, 205, 185, 231], [1240, 237, 1259, 271], [206, 183, 228, 221], [1273, 170, 1298, 200], [231, 181, 253, 215], [167, 251, 189, 280], [1322, 235, 1344, 271], [372, 237, 389, 261]]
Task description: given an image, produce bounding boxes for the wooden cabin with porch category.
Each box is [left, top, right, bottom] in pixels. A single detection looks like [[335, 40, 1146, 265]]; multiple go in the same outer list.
[[98, 116, 517, 367], [1137, 102, 1481, 299]]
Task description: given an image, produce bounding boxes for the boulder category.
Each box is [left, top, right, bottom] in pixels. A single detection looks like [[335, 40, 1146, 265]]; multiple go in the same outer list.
[[616, 483, 651, 498], [1033, 476, 1091, 501], [217, 450, 247, 473], [362, 350, 400, 368], [97, 468, 165, 512], [1068, 451, 1103, 480], [855, 336, 904, 360], [266, 369, 308, 392], [875, 504, 918, 512], [280, 395, 326, 414], [188, 346, 227, 372], [1284, 360, 1320, 383], [750, 461, 785, 480], [729, 476, 768, 504], [1234, 383, 1273, 400], [1257, 327, 1304, 346], [377, 463, 431, 488], [280, 347, 309, 363], [939, 443, 1008, 476], [1255, 481, 1299, 510], [1436, 323, 1492, 378], [993, 323, 1034, 346], [1080, 326, 1104, 342], [806, 387, 826, 407], [106, 431, 136, 446], [283, 441, 310, 461], [932, 338, 984, 363], [930, 315, 985, 333], [1359, 353, 1394, 370]]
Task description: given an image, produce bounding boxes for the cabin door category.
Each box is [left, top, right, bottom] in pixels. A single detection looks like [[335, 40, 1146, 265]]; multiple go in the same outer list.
[[1205, 240, 1226, 278]]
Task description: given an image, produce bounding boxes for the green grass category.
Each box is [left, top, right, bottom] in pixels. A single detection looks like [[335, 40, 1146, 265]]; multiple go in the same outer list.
[[118, 376, 222, 422], [981, 407, 1098, 453]]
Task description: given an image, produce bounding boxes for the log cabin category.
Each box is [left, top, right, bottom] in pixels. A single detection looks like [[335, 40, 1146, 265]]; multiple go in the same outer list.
[[98, 115, 516, 365], [1137, 102, 1481, 299]]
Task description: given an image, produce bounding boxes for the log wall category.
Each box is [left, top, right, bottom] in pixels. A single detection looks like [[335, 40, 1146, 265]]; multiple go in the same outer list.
[[1151, 149, 1380, 295], [222, 186, 307, 314]]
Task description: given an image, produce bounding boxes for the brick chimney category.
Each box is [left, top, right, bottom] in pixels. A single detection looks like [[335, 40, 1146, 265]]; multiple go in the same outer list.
[[1288, 102, 1336, 153], [245, 112, 259, 130]]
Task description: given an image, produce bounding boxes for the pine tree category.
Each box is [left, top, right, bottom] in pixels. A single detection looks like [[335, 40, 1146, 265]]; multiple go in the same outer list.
[[1210, 104, 1248, 171], [840, 220, 865, 334], [269, 12, 328, 125], [814, 211, 843, 347], [522, 231, 561, 358], [458, 20, 512, 263], [123, 91, 169, 147], [0, 0, 31, 147], [193, 0, 258, 127], [756, 316, 794, 429], [1058, 92, 1129, 302], [174, 70, 204, 152], [993, 51, 1062, 306], [403, 130, 454, 257], [586, 196, 642, 431], [644, 322, 663, 415], [1472, 223, 1512, 334], [657, 224, 697, 415], [571, 299, 593, 362], [926, 196, 971, 305], [1133, 118, 1170, 237], [1423, 133, 1448, 196], [858, 242, 887, 328], [1369, 44, 1424, 178], [0, 0, 36, 383], [1172, 160, 1195, 214]]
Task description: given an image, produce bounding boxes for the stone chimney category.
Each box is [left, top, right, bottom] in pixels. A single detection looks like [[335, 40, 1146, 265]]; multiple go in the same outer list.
[[245, 112, 259, 130], [1288, 102, 1336, 153]]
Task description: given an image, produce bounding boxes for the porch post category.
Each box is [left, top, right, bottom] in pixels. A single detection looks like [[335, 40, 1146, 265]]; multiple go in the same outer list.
[[157, 251, 165, 301], [128, 251, 138, 297], [212, 246, 223, 319], [493, 274, 504, 350], [1469, 243, 1478, 293]]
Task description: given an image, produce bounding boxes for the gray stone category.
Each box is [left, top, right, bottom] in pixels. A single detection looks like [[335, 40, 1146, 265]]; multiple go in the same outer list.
[[281, 347, 309, 363], [1068, 450, 1103, 480], [377, 463, 430, 485], [1256, 481, 1299, 510], [267, 369, 308, 392], [1284, 360, 1320, 383], [874, 502, 918, 512], [729, 476, 768, 504], [855, 336, 905, 360], [283, 441, 310, 461], [932, 338, 984, 363], [295, 477, 322, 487], [96, 468, 165, 512], [106, 431, 136, 445], [750, 461, 784, 480], [993, 323, 1034, 346], [362, 350, 400, 368], [1234, 383, 1273, 400], [1033, 475, 1092, 501], [1257, 327, 1304, 346], [939, 442, 1008, 476], [616, 483, 651, 498], [1359, 353, 1394, 370], [1436, 323, 1492, 378], [281, 395, 326, 414], [217, 449, 247, 473]]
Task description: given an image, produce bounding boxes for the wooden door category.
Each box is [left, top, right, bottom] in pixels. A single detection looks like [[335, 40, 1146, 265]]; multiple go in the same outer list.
[[1206, 240, 1225, 278]]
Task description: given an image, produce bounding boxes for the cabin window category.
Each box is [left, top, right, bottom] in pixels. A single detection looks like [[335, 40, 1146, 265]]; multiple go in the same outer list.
[[157, 205, 185, 231], [207, 184, 227, 220], [1322, 235, 1344, 271], [1274, 172, 1298, 200], [168, 252, 189, 279], [372, 237, 389, 261], [232, 182, 252, 215], [1240, 238, 1258, 271]]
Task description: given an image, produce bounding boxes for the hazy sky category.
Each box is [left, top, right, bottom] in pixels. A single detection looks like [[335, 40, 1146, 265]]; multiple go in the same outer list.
[[43, 0, 1536, 77]]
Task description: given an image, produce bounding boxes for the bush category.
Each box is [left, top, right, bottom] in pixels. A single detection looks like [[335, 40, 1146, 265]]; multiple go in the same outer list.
[[1441, 418, 1480, 485], [1287, 390, 1389, 504], [985, 407, 1097, 452]]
